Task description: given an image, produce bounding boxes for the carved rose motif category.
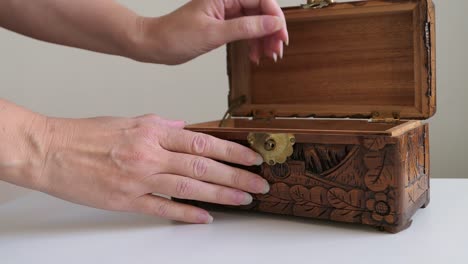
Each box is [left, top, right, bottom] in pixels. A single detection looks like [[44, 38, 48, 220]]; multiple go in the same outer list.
[[365, 192, 395, 224]]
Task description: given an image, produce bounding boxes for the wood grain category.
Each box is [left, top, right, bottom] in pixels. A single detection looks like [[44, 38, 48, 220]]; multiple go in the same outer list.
[[177, 126, 430, 233], [188, 119, 419, 137], [227, 0, 436, 120], [181, 0, 435, 234]]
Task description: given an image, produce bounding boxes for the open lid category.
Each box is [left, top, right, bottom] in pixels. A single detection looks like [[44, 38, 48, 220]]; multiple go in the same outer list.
[[227, 0, 436, 120]]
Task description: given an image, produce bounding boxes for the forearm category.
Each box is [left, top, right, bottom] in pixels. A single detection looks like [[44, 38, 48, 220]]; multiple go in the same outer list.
[[0, 99, 48, 190], [0, 0, 141, 59]]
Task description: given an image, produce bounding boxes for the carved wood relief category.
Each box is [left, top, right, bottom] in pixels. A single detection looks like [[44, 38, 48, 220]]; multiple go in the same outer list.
[[178, 126, 430, 233], [400, 125, 430, 211], [244, 137, 400, 228]]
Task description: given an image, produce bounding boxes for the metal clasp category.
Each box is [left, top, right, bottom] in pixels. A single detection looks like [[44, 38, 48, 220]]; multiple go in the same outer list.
[[301, 0, 334, 9], [247, 133, 296, 165]]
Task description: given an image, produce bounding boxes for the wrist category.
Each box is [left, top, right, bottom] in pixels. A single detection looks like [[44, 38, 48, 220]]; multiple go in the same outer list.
[[0, 100, 50, 190], [125, 15, 167, 64]]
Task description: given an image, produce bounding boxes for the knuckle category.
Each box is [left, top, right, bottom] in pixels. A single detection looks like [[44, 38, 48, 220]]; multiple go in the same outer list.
[[155, 199, 171, 218], [190, 158, 208, 179], [175, 178, 195, 198], [230, 169, 242, 187], [237, 19, 257, 36], [140, 114, 161, 123], [215, 188, 225, 203], [190, 133, 211, 155], [224, 143, 235, 158]]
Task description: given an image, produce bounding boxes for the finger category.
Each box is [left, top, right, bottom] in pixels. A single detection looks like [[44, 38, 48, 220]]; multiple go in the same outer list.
[[243, 7, 263, 64], [164, 152, 269, 194], [145, 174, 254, 206], [277, 26, 289, 46], [131, 194, 213, 224], [248, 39, 262, 64], [264, 35, 283, 61], [218, 15, 285, 44], [159, 129, 263, 166], [224, 0, 284, 19], [223, 0, 289, 44]]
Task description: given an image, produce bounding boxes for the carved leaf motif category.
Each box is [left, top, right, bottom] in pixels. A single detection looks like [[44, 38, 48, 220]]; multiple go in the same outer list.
[[363, 138, 387, 151], [365, 165, 393, 192], [293, 203, 329, 219], [363, 152, 385, 170], [269, 183, 292, 200], [303, 145, 354, 174], [258, 201, 293, 214], [256, 194, 283, 203], [290, 185, 310, 202], [330, 209, 363, 223], [364, 148, 395, 192], [327, 188, 364, 209], [290, 186, 327, 205]]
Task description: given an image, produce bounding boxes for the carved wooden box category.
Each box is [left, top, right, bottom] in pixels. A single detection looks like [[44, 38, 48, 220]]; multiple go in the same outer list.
[[182, 0, 436, 233]]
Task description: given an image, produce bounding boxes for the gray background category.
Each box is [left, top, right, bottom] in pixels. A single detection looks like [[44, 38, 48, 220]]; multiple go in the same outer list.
[[1, 0, 467, 202]]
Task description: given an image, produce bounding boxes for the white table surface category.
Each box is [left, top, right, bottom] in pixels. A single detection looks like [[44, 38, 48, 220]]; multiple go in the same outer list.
[[1, 179, 467, 264]]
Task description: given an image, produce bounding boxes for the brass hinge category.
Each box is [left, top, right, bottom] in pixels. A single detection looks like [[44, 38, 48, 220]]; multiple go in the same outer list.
[[370, 111, 401, 123], [301, 0, 334, 9], [219, 95, 246, 127]]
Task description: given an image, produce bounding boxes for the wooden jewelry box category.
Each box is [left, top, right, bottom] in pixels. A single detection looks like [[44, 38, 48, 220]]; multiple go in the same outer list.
[[182, 0, 436, 233]]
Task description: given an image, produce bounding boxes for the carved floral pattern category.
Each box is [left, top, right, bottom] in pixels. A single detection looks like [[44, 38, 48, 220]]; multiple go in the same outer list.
[[365, 192, 395, 225], [180, 127, 429, 232], [248, 130, 427, 229]]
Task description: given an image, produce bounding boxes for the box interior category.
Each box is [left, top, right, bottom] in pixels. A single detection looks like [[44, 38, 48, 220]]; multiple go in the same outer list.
[[227, 0, 434, 119]]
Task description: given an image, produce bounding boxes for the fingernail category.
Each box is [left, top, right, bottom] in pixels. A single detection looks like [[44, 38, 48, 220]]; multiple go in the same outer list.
[[251, 178, 269, 194], [197, 212, 213, 224], [272, 53, 278, 63], [279, 43, 284, 59], [253, 154, 264, 165], [241, 193, 253, 205], [206, 214, 214, 223], [262, 16, 284, 33], [256, 58, 260, 66], [262, 181, 271, 194], [285, 37, 289, 46]]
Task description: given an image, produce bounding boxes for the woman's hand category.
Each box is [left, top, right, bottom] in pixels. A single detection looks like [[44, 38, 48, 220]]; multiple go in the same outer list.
[[132, 0, 289, 65], [0, 100, 268, 224], [1, 0, 288, 65], [38, 115, 268, 223]]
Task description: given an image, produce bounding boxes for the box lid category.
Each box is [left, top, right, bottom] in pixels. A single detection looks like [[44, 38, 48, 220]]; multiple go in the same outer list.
[[227, 0, 436, 120]]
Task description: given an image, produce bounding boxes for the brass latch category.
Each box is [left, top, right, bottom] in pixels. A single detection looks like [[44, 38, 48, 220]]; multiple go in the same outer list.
[[247, 133, 296, 165], [301, 0, 334, 9], [370, 111, 401, 123]]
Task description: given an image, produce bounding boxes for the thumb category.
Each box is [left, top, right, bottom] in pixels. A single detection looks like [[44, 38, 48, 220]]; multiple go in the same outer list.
[[219, 15, 285, 43]]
